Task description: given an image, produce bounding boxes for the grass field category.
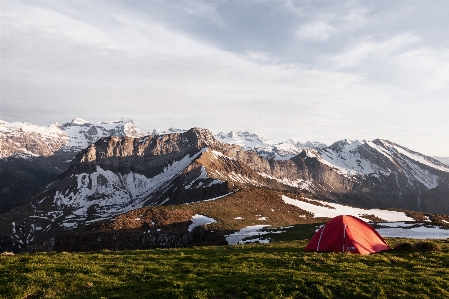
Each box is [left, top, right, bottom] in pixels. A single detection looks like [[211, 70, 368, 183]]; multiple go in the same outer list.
[[1, 236, 449, 299]]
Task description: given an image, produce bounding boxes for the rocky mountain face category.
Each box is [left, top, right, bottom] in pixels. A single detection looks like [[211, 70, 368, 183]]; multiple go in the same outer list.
[[1, 123, 449, 252], [303, 139, 449, 212], [0, 119, 145, 211]]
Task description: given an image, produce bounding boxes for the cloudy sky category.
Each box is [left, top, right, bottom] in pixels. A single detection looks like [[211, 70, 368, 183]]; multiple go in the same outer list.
[[1, 0, 448, 156]]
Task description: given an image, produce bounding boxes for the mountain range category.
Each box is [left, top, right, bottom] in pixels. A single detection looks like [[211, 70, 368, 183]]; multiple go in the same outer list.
[[0, 118, 448, 252]]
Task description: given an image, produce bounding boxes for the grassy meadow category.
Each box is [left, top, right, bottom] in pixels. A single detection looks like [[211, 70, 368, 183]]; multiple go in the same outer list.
[[1, 236, 449, 299]]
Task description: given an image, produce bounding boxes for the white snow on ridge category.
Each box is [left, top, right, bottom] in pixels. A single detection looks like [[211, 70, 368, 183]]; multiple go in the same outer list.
[[366, 140, 442, 189], [53, 151, 205, 221], [302, 139, 446, 190], [258, 172, 315, 192], [215, 131, 325, 160], [150, 127, 187, 135], [70, 118, 89, 125], [0, 120, 65, 137], [433, 156, 449, 167], [215, 131, 272, 150], [313, 143, 384, 177], [0, 118, 146, 159], [281, 195, 414, 222], [382, 140, 449, 173], [188, 214, 217, 232], [0, 120, 69, 158], [61, 118, 145, 150]]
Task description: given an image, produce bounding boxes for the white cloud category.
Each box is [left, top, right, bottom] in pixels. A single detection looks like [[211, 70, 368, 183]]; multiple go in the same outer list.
[[392, 48, 449, 93], [0, 1, 390, 145], [1, 0, 449, 156], [296, 21, 336, 41], [330, 33, 420, 68], [0, 2, 117, 49], [179, 1, 225, 28]]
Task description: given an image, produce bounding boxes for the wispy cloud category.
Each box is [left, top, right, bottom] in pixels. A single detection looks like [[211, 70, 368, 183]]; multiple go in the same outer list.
[[330, 33, 421, 68], [392, 48, 449, 94], [296, 21, 336, 41]]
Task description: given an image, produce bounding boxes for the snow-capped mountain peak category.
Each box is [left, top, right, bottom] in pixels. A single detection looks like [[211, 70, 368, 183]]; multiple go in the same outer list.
[[0, 120, 69, 158], [310, 138, 449, 193], [60, 118, 145, 152], [215, 131, 272, 150], [0, 118, 145, 159], [215, 130, 326, 160], [151, 127, 187, 135], [70, 118, 89, 125]]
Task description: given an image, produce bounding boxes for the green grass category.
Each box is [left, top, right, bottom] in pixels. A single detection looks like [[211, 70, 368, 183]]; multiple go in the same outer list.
[[2, 238, 449, 299]]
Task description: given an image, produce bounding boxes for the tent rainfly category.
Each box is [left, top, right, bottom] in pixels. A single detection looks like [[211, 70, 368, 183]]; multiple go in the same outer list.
[[304, 215, 391, 255]]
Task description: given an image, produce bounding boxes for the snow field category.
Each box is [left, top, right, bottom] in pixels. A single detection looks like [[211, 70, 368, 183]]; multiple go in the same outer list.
[[281, 195, 414, 222]]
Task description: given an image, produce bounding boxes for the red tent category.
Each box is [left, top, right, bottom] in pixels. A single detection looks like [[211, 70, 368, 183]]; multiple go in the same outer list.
[[304, 215, 391, 255]]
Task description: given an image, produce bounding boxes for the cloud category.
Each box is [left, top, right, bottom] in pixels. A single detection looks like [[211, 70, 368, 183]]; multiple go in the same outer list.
[[0, 1, 391, 144], [391, 48, 449, 94], [330, 33, 420, 68], [1, 0, 449, 156], [0, 2, 117, 49], [178, 1, 225, 28], [296, 21, 336, 41]]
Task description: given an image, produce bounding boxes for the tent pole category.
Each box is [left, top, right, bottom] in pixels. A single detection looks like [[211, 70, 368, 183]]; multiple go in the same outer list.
[[316, 224, 326, 251]]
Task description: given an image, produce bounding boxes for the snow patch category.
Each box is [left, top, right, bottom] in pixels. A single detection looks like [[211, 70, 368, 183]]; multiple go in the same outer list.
[[376, 222, 449, 239], [281, 195, 414, 222], [225, 225, 271, 245], [188, 214, 217, 232]]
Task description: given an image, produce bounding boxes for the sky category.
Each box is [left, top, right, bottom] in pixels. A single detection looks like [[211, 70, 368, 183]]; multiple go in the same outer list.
[[1, 0, 448, 156]]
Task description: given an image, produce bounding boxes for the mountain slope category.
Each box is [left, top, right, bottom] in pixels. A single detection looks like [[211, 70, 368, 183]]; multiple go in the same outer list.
[[305, 139, 449, 210], [0, 118, 145, 211]]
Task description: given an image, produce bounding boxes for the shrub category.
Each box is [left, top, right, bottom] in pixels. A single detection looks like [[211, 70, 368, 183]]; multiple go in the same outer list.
[[393, 242, 413, 251], [413, 241, 442, 252]]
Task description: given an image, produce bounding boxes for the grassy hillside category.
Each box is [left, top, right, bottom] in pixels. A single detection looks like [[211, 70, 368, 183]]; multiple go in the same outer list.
[[2, 237, 449, 299]]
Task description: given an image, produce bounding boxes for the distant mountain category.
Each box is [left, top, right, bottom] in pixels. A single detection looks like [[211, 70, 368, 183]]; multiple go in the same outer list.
[[150, 127, 187, 135], [0, 118, 145, 211], [215, 131, 326, 160], [1, 127, 449, 252], [0, 118, 144, 159], [433, 156, 449, 166]]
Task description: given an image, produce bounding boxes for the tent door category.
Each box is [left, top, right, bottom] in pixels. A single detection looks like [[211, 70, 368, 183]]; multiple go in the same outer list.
[[316, 224, 326, 251]]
